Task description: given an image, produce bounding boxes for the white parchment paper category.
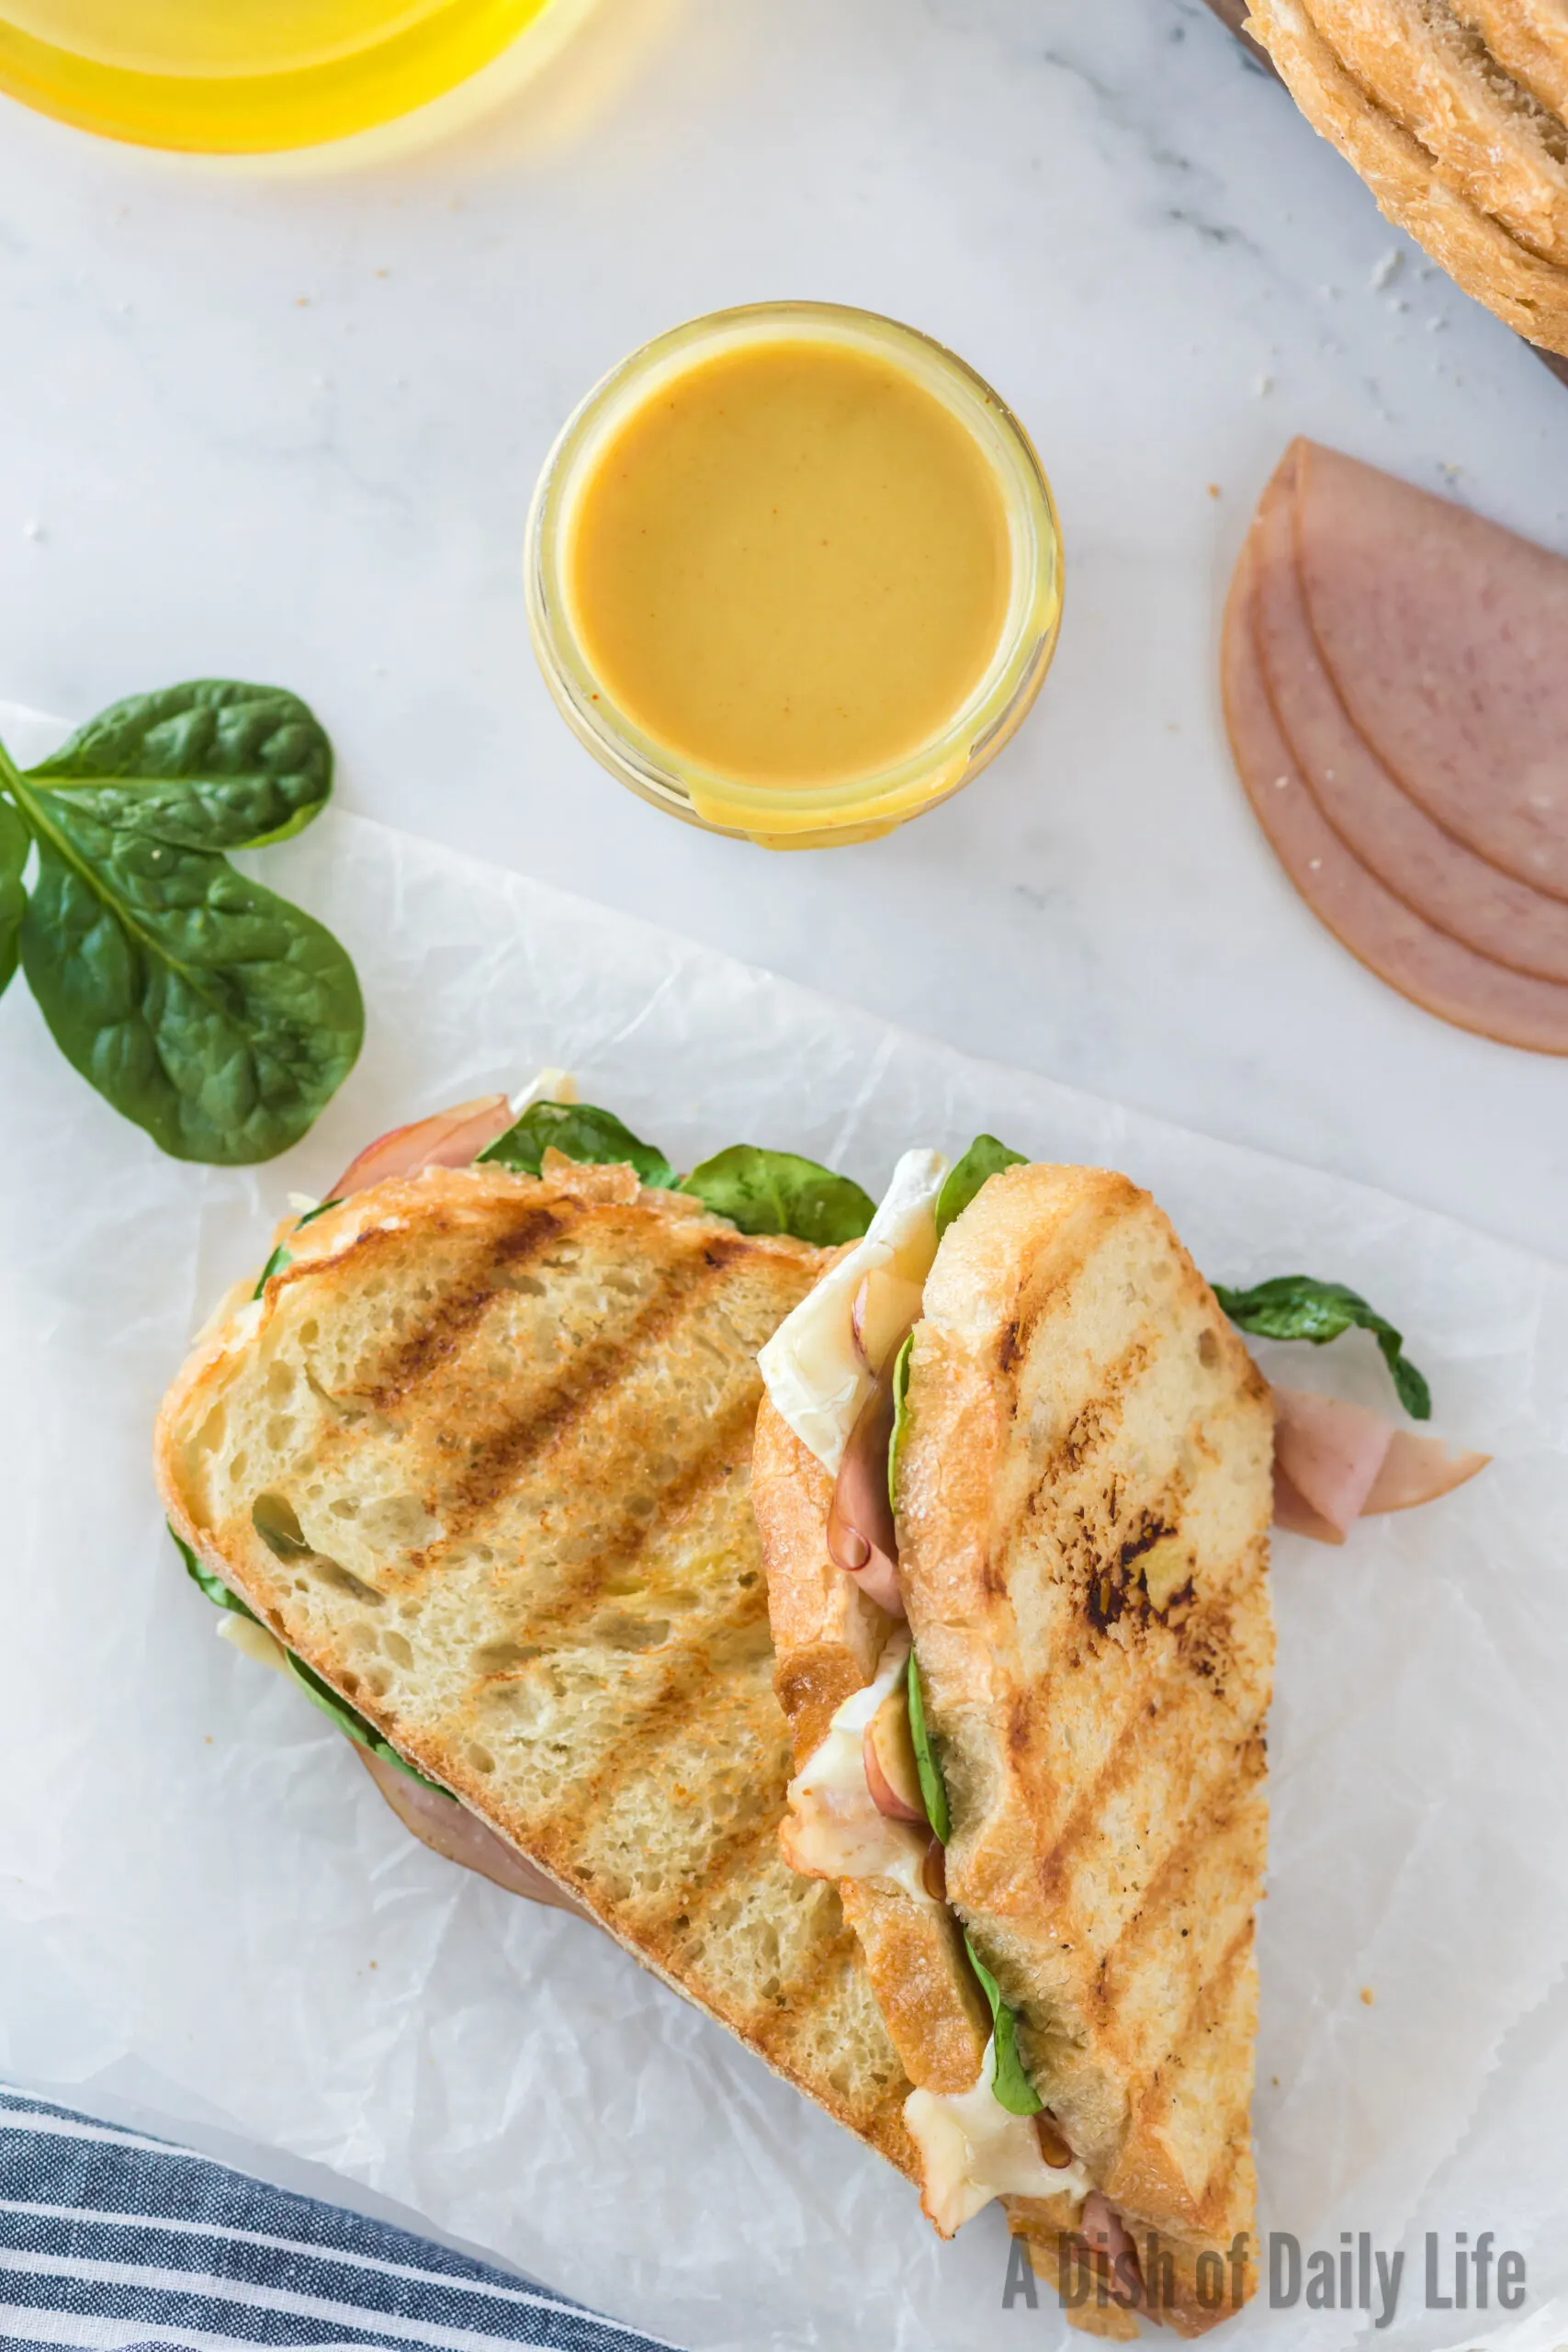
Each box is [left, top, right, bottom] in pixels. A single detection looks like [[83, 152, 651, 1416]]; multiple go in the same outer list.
[[0, 716, 1564, 2351]]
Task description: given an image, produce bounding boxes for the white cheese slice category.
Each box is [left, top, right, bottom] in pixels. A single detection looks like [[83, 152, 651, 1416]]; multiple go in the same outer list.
[[904, 2037, 1093, 2236], [509, 1065, 578, 1116], [758, 1147, 948, 1476], [780, 1631, 936, 1901], [216, 1612, 290, 1676]]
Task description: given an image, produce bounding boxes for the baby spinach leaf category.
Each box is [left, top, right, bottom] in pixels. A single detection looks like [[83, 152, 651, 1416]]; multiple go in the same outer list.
[[1213, 1273, 1431, 1420], [279, 1647, 449, 1794], [27, 682, 332, 850], [964, 1934, 1043, 2116], [253, 1198, 340, 1298], [679, 1146, 874, 1246], [169, 1520, 259, 1620], [0, 797, 27, 1001], [905, 1647, 951, 1845], [480, 1098, 675, 1188], [887, 1332, 915, 1514], [936, 1134, 1027, 1238], [14, 775, 362, 1165], [173, 1521, 448, 1795]]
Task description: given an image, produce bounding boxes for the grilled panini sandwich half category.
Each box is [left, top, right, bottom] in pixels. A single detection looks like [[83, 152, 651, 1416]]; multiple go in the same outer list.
[[156, 1134, 918, 2173], [754, 1155, 1275, 2335]]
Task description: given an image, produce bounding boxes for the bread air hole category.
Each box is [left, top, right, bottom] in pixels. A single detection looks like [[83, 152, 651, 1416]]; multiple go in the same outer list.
[[253, 1492, 310, 1559], [251, 1492, 387, 1608], [472, 1639, 540, 1672]]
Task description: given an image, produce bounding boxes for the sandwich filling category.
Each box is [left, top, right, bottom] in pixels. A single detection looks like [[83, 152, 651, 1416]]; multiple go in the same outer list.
[[764, 1141, 1097, 2236]]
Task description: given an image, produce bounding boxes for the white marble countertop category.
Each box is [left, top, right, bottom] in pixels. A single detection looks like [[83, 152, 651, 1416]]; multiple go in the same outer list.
[[0, 0, 1563, 1260]]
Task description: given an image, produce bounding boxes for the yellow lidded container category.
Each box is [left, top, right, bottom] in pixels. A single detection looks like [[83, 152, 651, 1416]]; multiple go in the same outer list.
[[526, 302, 1063, 849]]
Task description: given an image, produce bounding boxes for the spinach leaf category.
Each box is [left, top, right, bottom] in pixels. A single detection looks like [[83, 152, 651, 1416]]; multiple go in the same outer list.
[[172, 1521, 447, 1795], [253, 1198, 340, 1298], [13, 773, 362, 1165], [964, 1934, 1043, 2116], [936, 1135, 1027, 1238], [905, 1647, 951, 1845], [27, 682, 332, 850], [679, 1146, 874, 1246], [481, 1098, 675, 1189], [278, 1647, 449, 1794], [887, 1332, 914, 1514], [0, 797, 27, 1001], [169, 1520, 259, 1620], [1213, 1274, 1431, 1420]]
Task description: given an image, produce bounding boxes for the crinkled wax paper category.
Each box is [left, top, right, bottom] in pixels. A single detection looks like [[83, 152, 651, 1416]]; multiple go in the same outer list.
[[1, 703, 1565, 2352]]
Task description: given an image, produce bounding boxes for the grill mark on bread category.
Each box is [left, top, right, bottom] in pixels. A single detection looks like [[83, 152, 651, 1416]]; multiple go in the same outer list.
[[1032, 1644, 1252, 1919], [1125, 1912, 1258, 2154], [465, 1388, 762, 1645], [987, 1333, 1165, 1585], [434, 1234, 750, 1532], [1091, 1758, 1263, 2030], [287, 1205, 569, 1408]]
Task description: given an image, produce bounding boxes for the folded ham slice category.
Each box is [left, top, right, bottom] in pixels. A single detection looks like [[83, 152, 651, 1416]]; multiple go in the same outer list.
[[357, 1748, 593, 1917], [1251, 451, 1568, 985], [1292, 440, 1568, 902], [1271, 1384, 1488, 1544], [1222, 535, 1568, 1054], [330, 1094, 515, 1198]]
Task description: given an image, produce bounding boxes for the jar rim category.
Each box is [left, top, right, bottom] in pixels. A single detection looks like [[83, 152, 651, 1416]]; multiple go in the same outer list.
[[525, 300, 1064, 842]]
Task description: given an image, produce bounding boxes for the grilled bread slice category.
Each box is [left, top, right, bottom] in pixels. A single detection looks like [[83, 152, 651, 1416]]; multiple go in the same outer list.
[[758, 1165, 1274, 2334], [898, 1166, 1274, 2327], [156, 1153, 915, 2172], [1247, 0, 1568, 354]]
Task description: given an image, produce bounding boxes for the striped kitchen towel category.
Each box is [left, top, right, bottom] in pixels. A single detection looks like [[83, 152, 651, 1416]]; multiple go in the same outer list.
[[0, 2086, 681, 2352]]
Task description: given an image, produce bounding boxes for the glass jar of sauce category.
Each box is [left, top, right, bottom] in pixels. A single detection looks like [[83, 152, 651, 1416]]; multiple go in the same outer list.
[[527, 302, 1063, 848]]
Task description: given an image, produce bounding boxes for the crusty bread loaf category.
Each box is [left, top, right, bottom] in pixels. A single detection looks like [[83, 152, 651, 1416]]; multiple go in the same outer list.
[[1247, 0, 1568, 354], [897, 1166, 1274, 2331], [156, 1155, 916, 2174], [1453, 0, 1568, 123], [1307, 0, 1568, 263]]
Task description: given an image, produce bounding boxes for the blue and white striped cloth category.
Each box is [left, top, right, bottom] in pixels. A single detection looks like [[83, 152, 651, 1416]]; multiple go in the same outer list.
[[0, 2086, 680, 2352]]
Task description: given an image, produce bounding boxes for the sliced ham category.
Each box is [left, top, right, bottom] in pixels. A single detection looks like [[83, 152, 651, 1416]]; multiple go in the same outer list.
[[1222, 535, 1568, 1055], [330, 1094, 514, 1198], [1272, 1385, 1403, 1541], [826, 1352, 908, 1619], [1365, 1426, 1492, 1514], [1251, 452, 1568, 985], [357, 1748, 593, 1917], [1270, 1384, 1488, 1543], [1292, 439, 1568, 900], [1078, 2192, 1144, 2305]]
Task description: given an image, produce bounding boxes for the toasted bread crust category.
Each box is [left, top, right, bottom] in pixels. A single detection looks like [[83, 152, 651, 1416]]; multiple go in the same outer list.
[[752, 1397, 887, 1764], [158, 1160, 916, 2177], [1248, 0, 1568, 356], [1306, 0, 1568, 266], [1453, 0, 1568, 122], [897, 1166, 1273, 2329], [752, 1397, 993, 2096]]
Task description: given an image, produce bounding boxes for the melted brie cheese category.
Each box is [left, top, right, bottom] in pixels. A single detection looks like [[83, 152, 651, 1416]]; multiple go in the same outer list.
[[758, 1147, 947, 1476], [780, 1632, 935, 1900], [216, 1612, 289, 1676], [905, 2037, 1093, 2236], [509, 1066, 578, 1116]]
